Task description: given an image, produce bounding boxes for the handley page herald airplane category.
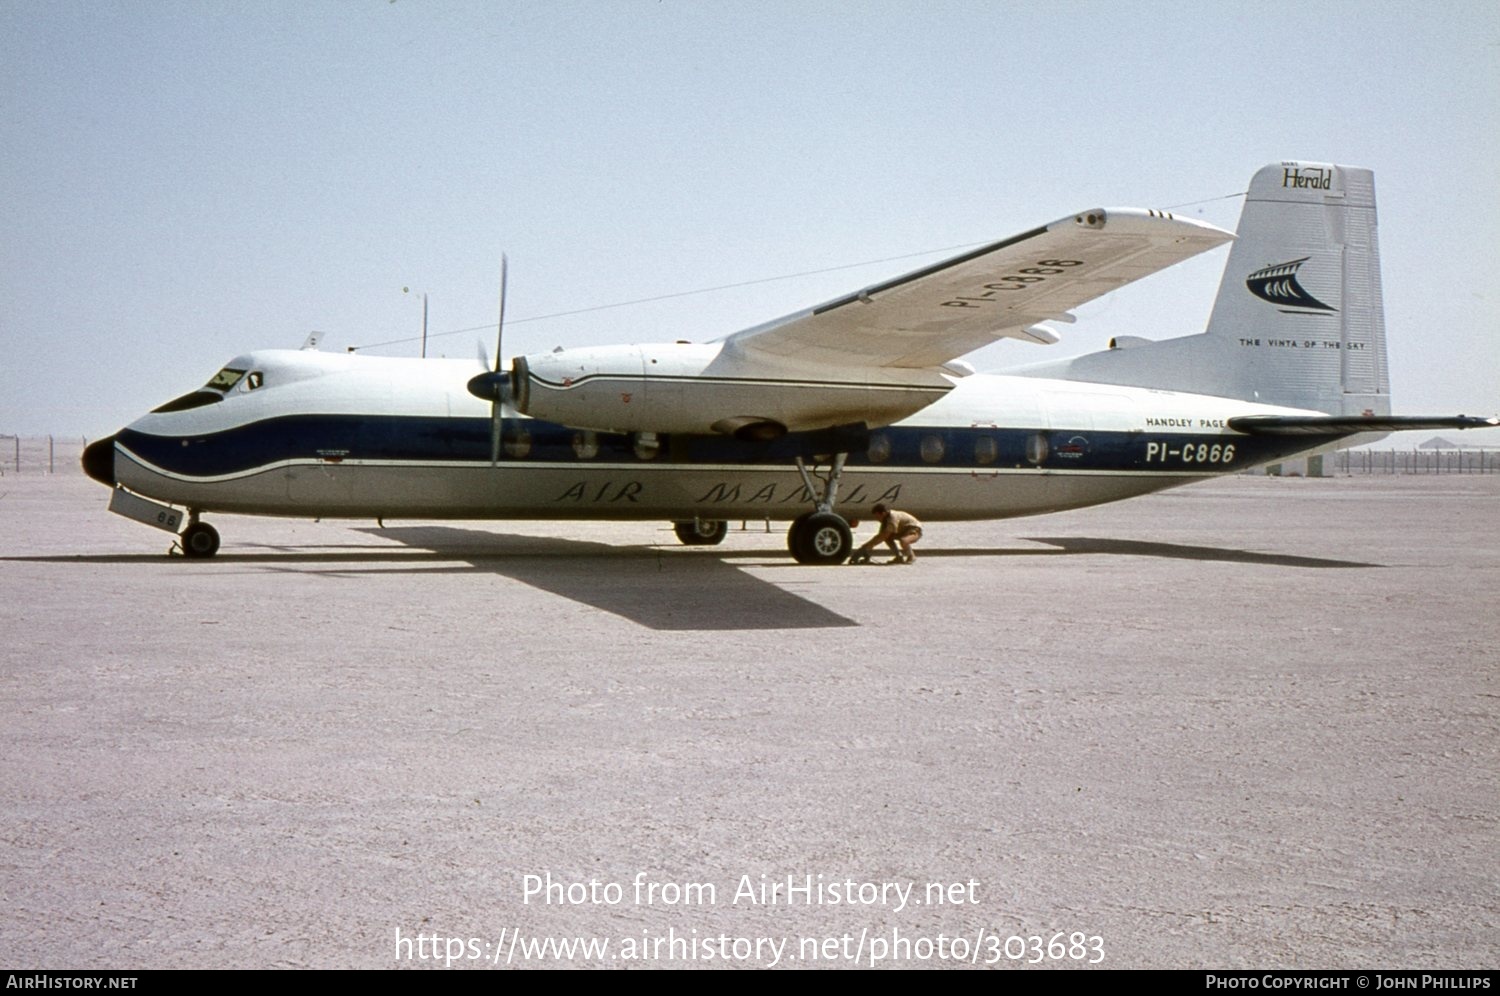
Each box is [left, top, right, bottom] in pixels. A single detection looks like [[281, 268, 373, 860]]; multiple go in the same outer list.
[[82, 161, 1496, 562]]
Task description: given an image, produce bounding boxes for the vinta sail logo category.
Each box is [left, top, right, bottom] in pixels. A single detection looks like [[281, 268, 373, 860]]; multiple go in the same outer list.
[[1245, 257, 1337, 313]]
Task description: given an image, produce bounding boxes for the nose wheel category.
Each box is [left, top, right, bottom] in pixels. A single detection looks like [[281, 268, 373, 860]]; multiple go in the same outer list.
[[672, 518, 729, 546], [179, 520, 221, 559]]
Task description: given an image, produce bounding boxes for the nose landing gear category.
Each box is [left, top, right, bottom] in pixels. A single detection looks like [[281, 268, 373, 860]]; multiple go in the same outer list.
[[672, 518, 729, 546], [178, 514, 220, 559]]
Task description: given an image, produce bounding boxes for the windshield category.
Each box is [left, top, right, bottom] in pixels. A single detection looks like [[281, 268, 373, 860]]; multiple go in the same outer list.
[[149, 366, 248, 413], [205, 367, 247, 391]]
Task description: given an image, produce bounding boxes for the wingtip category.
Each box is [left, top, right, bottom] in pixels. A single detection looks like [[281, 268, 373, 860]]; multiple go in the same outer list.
[[1087, 207, 1237, 243]]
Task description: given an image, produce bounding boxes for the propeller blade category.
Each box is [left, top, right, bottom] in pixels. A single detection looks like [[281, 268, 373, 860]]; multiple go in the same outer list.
[[490, 254, 509, 466], [495, 253, 508, 373]]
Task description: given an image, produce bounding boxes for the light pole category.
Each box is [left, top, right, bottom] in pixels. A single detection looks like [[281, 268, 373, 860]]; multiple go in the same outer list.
[[403, 287, 429, 358], [0, 434, 17, 474]]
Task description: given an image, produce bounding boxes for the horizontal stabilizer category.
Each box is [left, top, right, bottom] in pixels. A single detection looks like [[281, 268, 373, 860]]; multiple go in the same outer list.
[[1228, 414, 1500, 436]]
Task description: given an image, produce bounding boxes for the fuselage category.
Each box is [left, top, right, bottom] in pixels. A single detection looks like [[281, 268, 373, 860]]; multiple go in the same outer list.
[[89, 349, 1334, 523]]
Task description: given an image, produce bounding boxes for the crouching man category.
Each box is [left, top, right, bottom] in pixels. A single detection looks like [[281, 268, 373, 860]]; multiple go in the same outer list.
[[851, 503, 923, 565]]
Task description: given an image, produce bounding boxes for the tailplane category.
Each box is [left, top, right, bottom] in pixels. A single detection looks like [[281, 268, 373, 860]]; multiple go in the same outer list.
[[1011, 161, 1390, 416]]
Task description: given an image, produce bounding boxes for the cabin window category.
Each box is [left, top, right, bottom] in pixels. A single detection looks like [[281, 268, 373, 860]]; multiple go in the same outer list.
[[503, 427, 532, 459], [974, 436, 998, 465], [1025, 433, 1048, 465], [633, 434, 660, 460], [572, 431, 598, 460], [867, 434, 891, 463], [920, 434, 945, 464]]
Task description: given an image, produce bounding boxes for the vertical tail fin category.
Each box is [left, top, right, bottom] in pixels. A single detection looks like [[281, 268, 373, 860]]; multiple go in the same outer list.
[[1012, 161, 1391, 415], [1204, 162, 1389, 414]]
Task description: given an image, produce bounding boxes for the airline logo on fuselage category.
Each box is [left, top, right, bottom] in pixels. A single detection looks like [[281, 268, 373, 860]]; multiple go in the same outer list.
[[1282, 166, 1332, 190], [1246, 257, 1337, 314]]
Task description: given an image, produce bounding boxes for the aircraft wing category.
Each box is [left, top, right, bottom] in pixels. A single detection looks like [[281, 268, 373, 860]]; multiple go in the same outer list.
[[722, 208, 1234, 369]]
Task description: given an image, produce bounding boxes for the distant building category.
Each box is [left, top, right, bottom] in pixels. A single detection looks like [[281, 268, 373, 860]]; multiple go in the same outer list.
[[1262, 454, 1331, 478]]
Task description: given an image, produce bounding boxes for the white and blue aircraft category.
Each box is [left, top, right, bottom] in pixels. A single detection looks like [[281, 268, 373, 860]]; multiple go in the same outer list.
[[82, 162, 1496, 562]]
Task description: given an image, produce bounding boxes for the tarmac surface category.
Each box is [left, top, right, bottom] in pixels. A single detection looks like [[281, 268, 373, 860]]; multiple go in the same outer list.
[[1, 471, 1496, 969]]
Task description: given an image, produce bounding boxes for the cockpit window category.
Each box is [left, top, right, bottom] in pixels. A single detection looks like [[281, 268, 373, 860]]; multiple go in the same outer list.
[[245, 371, 264, 390], [206, 367, 247, 391], [149, 365, 248, 413], [152, 391, 223, 413]]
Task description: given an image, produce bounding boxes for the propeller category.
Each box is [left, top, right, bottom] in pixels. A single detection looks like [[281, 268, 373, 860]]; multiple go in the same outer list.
[[466, 255, 510, 465]]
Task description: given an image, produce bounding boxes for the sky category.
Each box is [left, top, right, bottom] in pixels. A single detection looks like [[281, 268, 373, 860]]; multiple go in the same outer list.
[[2, 1, 1497, 439]]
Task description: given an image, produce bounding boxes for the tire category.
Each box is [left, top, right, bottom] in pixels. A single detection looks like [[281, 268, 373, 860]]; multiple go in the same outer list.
[[181, 522, 220, 559], [672, 519, 729, 546], [786, 513, 811, 559], [788, 512, 851, 566]]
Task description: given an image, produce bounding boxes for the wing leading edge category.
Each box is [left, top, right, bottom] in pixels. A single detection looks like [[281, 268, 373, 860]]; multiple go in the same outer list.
[[722, 208, 1234, 370]]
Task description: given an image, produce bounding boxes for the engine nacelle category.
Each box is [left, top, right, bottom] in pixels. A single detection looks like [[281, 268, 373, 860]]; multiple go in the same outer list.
[[513, 341, 952, 437]]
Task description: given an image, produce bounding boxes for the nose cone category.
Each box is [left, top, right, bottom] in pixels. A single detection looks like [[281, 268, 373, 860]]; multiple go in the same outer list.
[[466, 370, 509, 403], [81, 435, 116, 486]]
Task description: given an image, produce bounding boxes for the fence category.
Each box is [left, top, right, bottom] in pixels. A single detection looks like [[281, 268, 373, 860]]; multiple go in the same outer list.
[[0, 436, 89, 475], [1336, 449, 1495, 474]]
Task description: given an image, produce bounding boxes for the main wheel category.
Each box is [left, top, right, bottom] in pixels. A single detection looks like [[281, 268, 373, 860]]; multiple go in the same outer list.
[[672, 519, 729, 546], [181, 522, 220, 559], [788, 512, 852, 565], [787, 513, 812, 558]]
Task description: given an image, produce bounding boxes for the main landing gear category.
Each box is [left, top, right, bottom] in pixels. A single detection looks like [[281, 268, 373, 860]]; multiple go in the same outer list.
[[668, 452, 857, 565], [786, 454, 854, 566]]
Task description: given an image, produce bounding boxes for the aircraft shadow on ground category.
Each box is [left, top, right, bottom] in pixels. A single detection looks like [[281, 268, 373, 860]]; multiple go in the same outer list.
[[3, 530, 1377, 630], [1020, 537, 1382, 569], [350, 526, 859, 631], [1, 527, 856, 631], [710, 536, 1381, 569]]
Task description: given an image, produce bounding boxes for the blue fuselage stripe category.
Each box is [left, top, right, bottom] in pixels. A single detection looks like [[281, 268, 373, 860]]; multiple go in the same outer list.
[[117, 415, 1319, 479]]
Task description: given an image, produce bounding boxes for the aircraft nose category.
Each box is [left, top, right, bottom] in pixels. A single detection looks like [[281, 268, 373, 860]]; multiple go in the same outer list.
[[81, 435, 116, 486]]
